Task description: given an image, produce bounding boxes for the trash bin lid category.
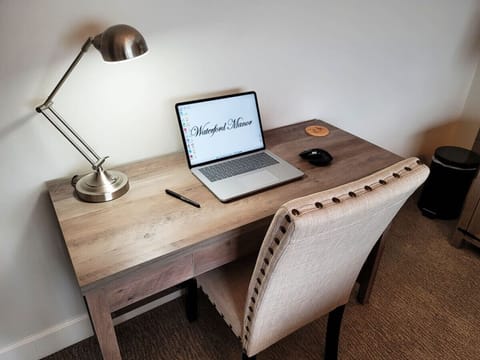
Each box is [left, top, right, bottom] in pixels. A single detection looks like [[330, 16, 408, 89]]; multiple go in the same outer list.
[[434, 146, 480, 168]]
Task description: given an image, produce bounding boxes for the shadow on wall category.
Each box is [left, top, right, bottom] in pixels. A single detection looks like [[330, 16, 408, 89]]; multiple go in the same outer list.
[[32, 20, 109, 114], [0, 113, 37, 140], [415, 118, 480, 163], [64, 21, 107, 48], [169, 88, 244, 105], [0, 190, 84, 347]]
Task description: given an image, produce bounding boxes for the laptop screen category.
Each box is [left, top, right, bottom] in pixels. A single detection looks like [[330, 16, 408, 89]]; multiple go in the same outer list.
[[176, 92, 265, 167]]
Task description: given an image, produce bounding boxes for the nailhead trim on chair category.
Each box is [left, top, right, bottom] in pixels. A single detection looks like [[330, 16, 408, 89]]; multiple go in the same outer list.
[[288, 159, 424, 217], [243, 210, 293, 351], [241, 158, 424, 352]]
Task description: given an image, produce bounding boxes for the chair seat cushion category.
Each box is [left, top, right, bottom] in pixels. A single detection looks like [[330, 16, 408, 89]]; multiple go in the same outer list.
[[197, 254, 257, 336]]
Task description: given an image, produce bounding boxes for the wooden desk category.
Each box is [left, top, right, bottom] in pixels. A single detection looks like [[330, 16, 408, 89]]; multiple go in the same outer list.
[[47, 119, 401, 359]]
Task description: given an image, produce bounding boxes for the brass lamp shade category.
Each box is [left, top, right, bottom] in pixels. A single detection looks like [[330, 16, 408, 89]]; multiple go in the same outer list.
[[93, 24, 148, 62]]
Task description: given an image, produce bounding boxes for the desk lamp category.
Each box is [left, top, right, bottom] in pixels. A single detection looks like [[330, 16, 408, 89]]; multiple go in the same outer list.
[[36, 24, 148, 202]]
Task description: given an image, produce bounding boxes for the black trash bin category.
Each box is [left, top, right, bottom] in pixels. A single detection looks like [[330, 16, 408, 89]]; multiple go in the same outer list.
[[418, 146, 480, 219]]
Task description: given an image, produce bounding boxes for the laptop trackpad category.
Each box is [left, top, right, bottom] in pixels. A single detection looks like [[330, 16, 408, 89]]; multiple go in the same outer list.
[[238, 170, 278, 188]]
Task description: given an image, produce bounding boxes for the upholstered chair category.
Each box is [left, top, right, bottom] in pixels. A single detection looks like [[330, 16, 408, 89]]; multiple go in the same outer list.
[[190, 157, 429, 359]]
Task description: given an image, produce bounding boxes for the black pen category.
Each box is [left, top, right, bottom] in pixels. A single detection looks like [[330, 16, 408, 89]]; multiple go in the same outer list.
[[165, 189, 201, 208]]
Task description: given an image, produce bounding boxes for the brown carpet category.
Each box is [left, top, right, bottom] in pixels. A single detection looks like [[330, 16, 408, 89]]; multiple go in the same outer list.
[[43, 195, 480, 360]]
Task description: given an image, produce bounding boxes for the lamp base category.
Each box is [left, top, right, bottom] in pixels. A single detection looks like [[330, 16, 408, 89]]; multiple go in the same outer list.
[[74, 168, 129, 202]]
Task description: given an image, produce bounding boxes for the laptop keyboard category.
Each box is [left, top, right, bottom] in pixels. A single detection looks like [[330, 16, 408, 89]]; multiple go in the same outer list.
[[199, 152, 279, 182]]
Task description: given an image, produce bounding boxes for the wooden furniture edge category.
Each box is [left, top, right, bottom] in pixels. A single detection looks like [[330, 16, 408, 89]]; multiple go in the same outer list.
[[450, 128, 480, 247]]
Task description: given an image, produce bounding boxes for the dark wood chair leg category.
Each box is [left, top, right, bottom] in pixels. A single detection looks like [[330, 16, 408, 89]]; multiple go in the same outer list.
[[325, 304, 345, 360], [185, 278, 198, 322], [357, 234, 386, 304], [242, 352, 256, 359]]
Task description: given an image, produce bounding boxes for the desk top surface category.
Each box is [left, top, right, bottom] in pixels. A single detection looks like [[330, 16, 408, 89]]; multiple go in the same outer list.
[[47, 120, 401, 290]]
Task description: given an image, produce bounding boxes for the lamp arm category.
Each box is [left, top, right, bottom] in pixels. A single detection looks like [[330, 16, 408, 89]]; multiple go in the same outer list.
[[35, 36, 108, 170], [36, 37, 94, 110], [37, 105, 107, 168]]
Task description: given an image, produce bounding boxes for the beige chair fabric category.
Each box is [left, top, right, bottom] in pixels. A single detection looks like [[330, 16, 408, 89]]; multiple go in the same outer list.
[[197, 157, 429, 357]]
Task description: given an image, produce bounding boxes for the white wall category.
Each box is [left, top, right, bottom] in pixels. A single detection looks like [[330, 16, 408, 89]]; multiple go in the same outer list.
[[1, 0, 479, 358]]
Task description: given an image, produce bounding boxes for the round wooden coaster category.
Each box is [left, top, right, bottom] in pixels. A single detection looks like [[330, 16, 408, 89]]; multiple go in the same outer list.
[[305, 125, 329, 137]]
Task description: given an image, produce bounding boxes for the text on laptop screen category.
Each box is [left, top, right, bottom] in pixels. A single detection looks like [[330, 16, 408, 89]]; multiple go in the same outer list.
[[177, 93, 265, 166]]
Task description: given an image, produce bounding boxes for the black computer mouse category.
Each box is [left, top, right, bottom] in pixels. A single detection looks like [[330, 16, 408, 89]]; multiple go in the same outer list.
[[299, 148, 333, 166]]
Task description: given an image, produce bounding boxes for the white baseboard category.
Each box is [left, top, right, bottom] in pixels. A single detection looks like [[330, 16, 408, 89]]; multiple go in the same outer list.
[[0, 314, 93, 360], [0, 289, 183, 360]]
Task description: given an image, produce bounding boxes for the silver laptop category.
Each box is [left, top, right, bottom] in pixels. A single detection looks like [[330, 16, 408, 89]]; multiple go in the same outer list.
[[175, 91, 304, 202]]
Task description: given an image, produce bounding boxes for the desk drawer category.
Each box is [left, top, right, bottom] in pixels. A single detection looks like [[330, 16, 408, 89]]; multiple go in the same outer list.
[[106, 254, 194, 312], [193, 219, 269, 276]]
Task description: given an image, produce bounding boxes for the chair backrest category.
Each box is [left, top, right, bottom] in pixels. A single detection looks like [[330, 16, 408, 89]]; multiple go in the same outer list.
[[242, 157, 429, 356]]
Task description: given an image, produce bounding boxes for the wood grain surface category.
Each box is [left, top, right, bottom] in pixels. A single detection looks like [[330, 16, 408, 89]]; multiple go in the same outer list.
[[47, 119, 401, 292]]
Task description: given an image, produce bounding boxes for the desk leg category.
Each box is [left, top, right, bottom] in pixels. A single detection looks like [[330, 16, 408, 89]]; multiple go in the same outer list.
[[357, 234, 386, 304], [85, 289, 122, 360], [450, 228, 465, 248]]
